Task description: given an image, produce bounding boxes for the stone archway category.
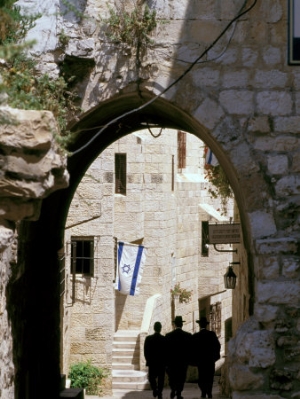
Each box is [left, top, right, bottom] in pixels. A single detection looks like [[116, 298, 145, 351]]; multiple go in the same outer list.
[[12, 90, 265, 399]]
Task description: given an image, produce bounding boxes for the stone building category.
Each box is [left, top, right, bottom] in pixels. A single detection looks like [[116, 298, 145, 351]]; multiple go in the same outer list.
[[62, 129, 239, 391], [0, 0, 300, 398]]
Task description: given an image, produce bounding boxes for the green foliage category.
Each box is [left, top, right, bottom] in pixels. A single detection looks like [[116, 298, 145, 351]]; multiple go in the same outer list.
[[69, 360, 107, 395], [0, 54, 78, 147], [0, 0, 80, 150], [205, 164, 233, 214], [105, 2, 157, 48], [170, 283, 193, 304], [0, 1, 39, 45], [58, 29, 70, 48]]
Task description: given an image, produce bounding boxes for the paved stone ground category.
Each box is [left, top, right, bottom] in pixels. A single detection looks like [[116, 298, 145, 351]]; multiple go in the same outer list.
[[86, 381, 228, 399]]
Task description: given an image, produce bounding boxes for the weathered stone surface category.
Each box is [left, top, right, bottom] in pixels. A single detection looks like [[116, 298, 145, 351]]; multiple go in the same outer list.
[[257, 281, 300, 305], [0, 107, 69, 200], [229, 318, 276, 369], [248, 211, 277, 239], [229, 364, 264, 390], [4, 0, 300, 398]]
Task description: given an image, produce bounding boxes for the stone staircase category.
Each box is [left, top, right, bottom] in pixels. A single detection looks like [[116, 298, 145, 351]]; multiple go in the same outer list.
[[112, 330, 149, 390]]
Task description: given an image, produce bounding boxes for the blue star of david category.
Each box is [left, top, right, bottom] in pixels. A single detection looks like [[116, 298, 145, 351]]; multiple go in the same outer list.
[[121, 264, 131, 274]]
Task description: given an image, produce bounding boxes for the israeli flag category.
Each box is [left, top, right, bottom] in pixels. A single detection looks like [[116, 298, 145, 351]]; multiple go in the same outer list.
[[205, 147, 219, 167], [115, 241, 146, 296]]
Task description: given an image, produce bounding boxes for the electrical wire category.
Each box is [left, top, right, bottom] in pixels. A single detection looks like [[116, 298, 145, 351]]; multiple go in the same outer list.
[[71, 0, 257, 156]]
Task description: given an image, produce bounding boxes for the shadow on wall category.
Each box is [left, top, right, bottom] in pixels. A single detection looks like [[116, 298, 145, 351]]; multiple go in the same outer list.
[[115, 290, 127, 331]]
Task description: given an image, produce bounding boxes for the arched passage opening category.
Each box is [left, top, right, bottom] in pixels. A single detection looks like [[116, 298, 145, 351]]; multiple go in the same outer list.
[[14, 91, 254, 399]]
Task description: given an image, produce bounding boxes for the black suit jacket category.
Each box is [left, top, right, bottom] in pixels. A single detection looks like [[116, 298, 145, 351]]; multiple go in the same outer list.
[[165, 328, 192, 367], [144, 332, 166, 367], [191, 328, 221, 365]]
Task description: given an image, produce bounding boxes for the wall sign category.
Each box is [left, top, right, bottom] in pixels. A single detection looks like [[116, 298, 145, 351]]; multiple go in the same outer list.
[[208, 224, 241, 244], [289, 0, 300, 64]]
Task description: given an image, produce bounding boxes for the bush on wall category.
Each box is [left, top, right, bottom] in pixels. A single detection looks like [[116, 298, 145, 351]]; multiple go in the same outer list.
[[69, 359, 108, 395]]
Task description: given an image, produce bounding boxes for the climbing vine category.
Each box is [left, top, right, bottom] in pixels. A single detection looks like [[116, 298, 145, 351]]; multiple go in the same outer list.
[[0, 0, 80, 151], [104, 1, 156, 48], [205, 164, 233, 214], [104, 0, 157, 71]]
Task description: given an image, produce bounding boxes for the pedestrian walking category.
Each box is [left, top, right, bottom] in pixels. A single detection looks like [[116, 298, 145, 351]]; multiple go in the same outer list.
[[144, 321, 166, 399], [191, 317, 221, 398], [165, 316, 192, 399]]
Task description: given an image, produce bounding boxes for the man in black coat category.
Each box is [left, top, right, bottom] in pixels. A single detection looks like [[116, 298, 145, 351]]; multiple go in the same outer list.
[[144, 321, 166, 399], [165, 316, 192, 399], [191, 317, 221, 398]]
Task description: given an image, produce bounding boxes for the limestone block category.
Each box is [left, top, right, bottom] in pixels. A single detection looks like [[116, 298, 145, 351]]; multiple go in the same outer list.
[[256, 91, 292, 116], [257, 0, 283, 23], [274, 116, 300, 133], [248, 116, 270, 133], [262, 46, 282, 65], [0, 198, 42, 221], [254, 304, 278, 323], [222, 70, 249, 88], [229, 364, 264, 390], [257, 256, 280, 280], [242, 47, 259, 67], [248, 211, 277, 239], [193, 97, 224, 130], [282, 258, 300, 279], [229, 317, 276, 369], [267, 155, 288, 175], [16, 0, 59, 55], [274, 137, 300, 152], [66, 39, 95, 58], [276, 175, 300, 196], [255, 237, 298, 255], [0, 224, 14, 251], [257, 281, 300, 305], [219, 90, 254, 115], [254, 70, 287, 89]]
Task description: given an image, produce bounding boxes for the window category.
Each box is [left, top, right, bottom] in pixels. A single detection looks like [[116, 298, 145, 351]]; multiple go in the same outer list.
[[201, 221, 209, 256], [71, 237, 94, 276], [288, 0, 300, 64], [210, 302, 221, 337], [115, 153, 127, 195], [177, 131, 186, 169]]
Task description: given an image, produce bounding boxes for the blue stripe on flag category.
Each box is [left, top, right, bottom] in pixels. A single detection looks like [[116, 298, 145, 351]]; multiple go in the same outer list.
[[130, 245, 144, 295], [117, 242, 124, 291], [207, 149, 213, 164]]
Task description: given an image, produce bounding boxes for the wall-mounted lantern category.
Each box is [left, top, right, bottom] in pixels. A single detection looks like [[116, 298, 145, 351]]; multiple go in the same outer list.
[[224, 262, 240, 289]]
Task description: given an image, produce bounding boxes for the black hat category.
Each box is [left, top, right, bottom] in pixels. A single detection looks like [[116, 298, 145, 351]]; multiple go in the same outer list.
[[154, 321, 162, 332], [196, 317, 209, 326], [173, 316, 185, 324]]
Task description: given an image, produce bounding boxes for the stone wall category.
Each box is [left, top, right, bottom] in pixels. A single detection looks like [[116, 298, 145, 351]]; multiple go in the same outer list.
[[8, 0, 300, 397], [63, 129, 236, 392], [0, 107, 69, 398]]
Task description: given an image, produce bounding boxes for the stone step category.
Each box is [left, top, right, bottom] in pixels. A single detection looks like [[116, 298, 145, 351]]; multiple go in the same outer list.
[[113, 341, 138, 349], [112, 363, 139, 370], [112, 349, 139, 358], [112, 370, 147, 383], [113, 330, 140, 341], [112, 330, 145, 390], [112, 381, 150, 390]]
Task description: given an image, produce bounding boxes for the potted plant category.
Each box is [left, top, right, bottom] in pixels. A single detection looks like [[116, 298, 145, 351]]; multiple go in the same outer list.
[[170, 283, 193, 304]]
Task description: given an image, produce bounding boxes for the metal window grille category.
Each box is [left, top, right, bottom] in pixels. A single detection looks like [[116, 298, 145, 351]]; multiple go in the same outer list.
[[210, 302, 221, 337], [115, 153, 127, 195], [71, 237, 94, 276], [177, 131, 186, 169]]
